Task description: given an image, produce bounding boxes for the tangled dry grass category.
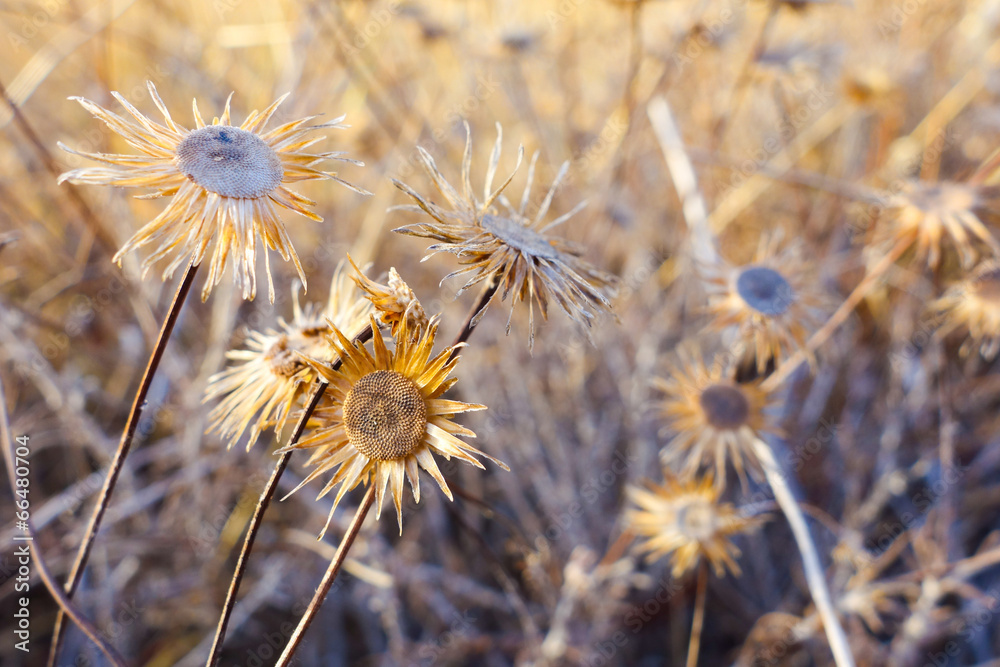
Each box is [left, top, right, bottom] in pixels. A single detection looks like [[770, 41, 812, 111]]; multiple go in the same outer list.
[[3, 1, 1000, 666]]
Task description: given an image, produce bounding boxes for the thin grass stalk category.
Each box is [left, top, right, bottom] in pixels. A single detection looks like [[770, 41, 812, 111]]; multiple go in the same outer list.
[[48, 261, 199, 667], [206, 323, 374, 666], [750, 437, 856, 667], [0, 345, 128, 666], [276, 484, 376, 667], [685, 562, 708, 667]]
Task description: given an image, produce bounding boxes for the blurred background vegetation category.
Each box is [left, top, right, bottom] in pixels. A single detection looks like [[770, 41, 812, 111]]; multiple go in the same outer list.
[[3, 0, 1000, 665]]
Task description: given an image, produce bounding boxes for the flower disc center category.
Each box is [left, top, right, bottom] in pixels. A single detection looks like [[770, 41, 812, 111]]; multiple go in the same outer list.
[[264, 335, 303, 378], [736, 266, 794, 316], [175, 125, 283, 199], [482, 214, 559, 260], [910, 182, 978, 216], [699, 383, 750, 430], [676, 500, 717, 541], [343, 370, 427, 461]]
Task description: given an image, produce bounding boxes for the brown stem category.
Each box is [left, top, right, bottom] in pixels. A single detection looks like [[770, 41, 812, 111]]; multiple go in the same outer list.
[[685, 562, 708, 667], [275, 484, 376, 667], [206, 324, 373, 666], [205, 382, 327, 667], [449, 273, 501, 357], [48, 262, 199, 667], [0, 347, 128, 665]]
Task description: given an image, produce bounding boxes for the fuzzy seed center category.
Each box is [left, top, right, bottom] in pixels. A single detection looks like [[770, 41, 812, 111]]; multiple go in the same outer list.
[[175, 125, 283, 199], [482, 214, 559, 260], [699, 383, 750, 430], [736, 266, 794, 316], [677, 501, 717, 541], [343, 370, 427, 461], [264, 336, 303, 378]]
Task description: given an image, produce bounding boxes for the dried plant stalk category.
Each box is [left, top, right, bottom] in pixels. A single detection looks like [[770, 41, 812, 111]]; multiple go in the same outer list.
[[647, 95, 718, 267], [206, 381, 329, 667], [207, 324, 374, 665], [686, 562, 708, 667], [48, 262, 199, 667], [275, 485, 376, 667], [750, 437, 856, 667]]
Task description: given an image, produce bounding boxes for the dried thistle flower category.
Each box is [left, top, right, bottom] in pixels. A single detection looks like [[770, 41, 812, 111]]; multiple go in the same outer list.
[[391, 123, 616, 350], [282, 314, 508, 534], [877, 181, 999, 270], [58, 82, 367, 301], [348, 256, 428, 338], [654, 351, 776, 489], [932, 260, 1000, 358], [703, 235, 825, 373], [625, 472, 765, 577], [204, 262, 371, 450]]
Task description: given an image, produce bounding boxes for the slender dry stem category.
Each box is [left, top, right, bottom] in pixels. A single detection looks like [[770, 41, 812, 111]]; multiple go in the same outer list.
[[750, 437, 856, 667], [49, 261, 199, 667], [205, 382, 328, 667], [206, 324, 374, 666], [685, 562, 708, 667], [449, 272, 501, 358], [745, 237, 912, 667], [0, 350, 128, 666], [275, 484, 376, 667]]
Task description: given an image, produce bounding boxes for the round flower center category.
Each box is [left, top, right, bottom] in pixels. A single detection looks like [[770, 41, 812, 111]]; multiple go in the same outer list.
[[909, 182, 978, 217], [699, 383, 750, 430], [677, 500, 717, 541], [264, 336, 302, 378], [343, 370, 427, 461], [973, 268, 1000, 303], [482, 214, 559, 260], [736, 266, 794, 316], [175, 125, 283, 199]]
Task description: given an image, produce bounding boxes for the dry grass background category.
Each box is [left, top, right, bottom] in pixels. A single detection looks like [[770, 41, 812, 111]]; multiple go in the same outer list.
[[3, 0, 1000, 665]]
